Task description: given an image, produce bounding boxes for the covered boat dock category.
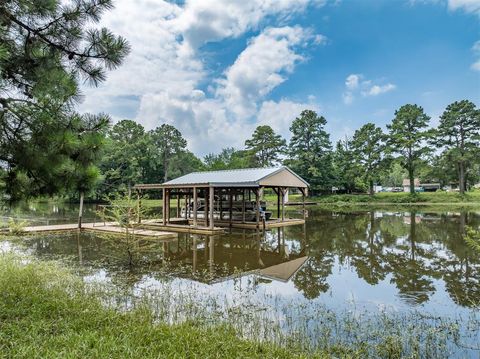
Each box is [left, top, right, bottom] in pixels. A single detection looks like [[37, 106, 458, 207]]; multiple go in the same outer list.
[[134, 167, 309, 234]]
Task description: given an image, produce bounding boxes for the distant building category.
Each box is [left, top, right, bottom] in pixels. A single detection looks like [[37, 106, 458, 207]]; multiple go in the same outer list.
[[402, 178, 440, 192], [402, 178, 421, 192]]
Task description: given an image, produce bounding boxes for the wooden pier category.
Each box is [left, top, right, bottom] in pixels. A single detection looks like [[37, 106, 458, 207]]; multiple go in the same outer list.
[[3, 222, 178, 240], [134, 167, 310, 234]]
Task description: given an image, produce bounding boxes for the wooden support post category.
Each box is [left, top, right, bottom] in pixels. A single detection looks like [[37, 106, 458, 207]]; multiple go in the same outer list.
[[219, 189, 223, 220], [78, 191, 84, 229], [255, 188, 260, 229], [229, 189, 233, 227], [176, 192, 180, 218], [204, 189, 208, 227], [276, 187, 280, 222], [242, 189, 246, 223], [162, 188, 166, 225], [209, 186, 214, 230], [137, 190, 142, 224], [184, 192, 188, 220], [281, 187, 285, 221], [300, 187, 306, 220], [193, 187, 198, 227], [166, 189, 171, 224]]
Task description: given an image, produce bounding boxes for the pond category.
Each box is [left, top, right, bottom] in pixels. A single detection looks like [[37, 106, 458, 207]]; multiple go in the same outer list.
[[1, 202, 479, 356]]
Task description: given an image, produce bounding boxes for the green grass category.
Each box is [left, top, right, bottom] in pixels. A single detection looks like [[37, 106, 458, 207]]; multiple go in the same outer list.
[[313, 191, 480, 204], [0, 252, 476, 358], [0, 254, 324, 359], [263, 190, 480, 206]]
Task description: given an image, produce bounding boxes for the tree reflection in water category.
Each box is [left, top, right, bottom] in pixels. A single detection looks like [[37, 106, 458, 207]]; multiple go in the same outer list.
[[17, 207, 480, 309]]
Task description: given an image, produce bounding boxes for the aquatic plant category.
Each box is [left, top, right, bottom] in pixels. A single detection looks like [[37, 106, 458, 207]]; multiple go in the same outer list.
[[97, 193, 154, 266], [465, 227, 480, 254], [7, 218, 27, 235], [0, 254, 313, 358]]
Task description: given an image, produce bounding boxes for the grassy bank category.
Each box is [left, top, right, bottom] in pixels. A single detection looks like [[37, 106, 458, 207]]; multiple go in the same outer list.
[[0, 253, 477, 358], [312, 191, 480, 204], [0, 254, 320, 359]]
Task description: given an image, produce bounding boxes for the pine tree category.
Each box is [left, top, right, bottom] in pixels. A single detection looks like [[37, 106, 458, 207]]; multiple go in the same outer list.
[[351, 123, 386, 195], [0, 0, 129, 199], [433, 100, 480, 194], [245, 125, 286, 167], [150, 124, 187, 182], [387, 104, 431, 194], [287, 110, 333, 193]]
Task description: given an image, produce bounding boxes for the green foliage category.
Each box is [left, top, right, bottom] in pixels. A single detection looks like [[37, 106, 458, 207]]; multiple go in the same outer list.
[[150, 124, 188, 182], [378, 162, 406, 187], [7, 218, 27, 234], [0, 0, 129, 200], [311, 191, 480, 205], [350, 123, 387, 194], [433, 100, 480, 194], [204, 147, 254, 170], [387, 104, 431, 194], [245, 125, 286, 167], [98, 192, 152, 266], [0, 255, 318, 359], [332, 138, 361, 193], [99, 121, 202, 197], [100, 119, 150, 193], [464, 227, 480, 254], [287, 110, 333, 193]]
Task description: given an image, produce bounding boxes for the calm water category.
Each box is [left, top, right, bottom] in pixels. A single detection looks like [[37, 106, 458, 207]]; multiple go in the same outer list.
[[1, 202, 479, 355]]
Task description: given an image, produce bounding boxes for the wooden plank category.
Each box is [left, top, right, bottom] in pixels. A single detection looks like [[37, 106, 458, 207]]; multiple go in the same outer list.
[[140, 222, 225, 235], [15, 222, 178, 239]]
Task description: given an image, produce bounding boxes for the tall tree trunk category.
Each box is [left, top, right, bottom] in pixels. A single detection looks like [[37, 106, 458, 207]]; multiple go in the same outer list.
[[409, 166, 415, 195], [78, 191, 84, 229], [369, 179, 374, 196], [459, 161, 465, 195]]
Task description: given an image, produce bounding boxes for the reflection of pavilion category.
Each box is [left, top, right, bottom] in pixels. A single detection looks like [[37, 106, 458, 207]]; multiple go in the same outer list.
[[163, 228, 309, 284]]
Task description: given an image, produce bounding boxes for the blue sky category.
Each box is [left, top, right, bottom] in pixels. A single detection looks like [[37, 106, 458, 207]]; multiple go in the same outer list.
[[79, 0, 480, 156]]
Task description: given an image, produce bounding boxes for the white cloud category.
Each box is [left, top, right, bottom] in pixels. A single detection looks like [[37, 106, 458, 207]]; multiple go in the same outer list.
[[410, 0, 480, 14], [76, 0, 326, 156], [363, 83, 396, 96], [471, 40, 480, 71], [345, 74, 361, 90], [342, 73, 396, 104], [471, 60, 480, 71], [342, 91, 354, 105], [448, 0, 480, 14], [173, 0, 326, 50], [216, 26, 323, 118], [257, 99, 319, 140]]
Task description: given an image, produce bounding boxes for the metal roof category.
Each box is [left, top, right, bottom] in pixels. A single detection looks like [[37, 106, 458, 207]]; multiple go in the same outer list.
[[152, 166, 309, 188]]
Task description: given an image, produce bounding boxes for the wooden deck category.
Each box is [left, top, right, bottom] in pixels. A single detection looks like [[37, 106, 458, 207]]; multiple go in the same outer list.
[[138, 217, 305, 233], [140, 219, 226, 235], [5, 222, 178, 240]]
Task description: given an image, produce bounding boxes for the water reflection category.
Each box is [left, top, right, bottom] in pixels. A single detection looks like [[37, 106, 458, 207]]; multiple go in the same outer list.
[[4, 205, 480, 311]]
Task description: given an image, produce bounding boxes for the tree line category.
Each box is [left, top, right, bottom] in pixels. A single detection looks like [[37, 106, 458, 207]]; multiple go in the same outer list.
[[1, 1, 479, 201], [98, 99, 479, 198]]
